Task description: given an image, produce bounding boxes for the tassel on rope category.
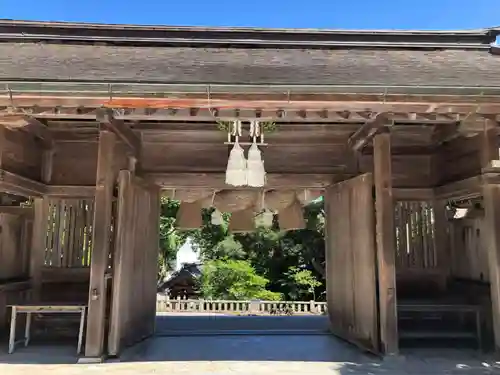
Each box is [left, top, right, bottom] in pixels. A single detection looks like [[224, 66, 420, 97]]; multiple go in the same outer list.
[[246, 121, 266, 187], [225, 120, 247, 186], [210, 191, 224, 225]]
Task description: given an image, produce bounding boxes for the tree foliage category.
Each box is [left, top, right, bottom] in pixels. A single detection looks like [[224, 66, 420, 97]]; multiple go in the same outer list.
[[200, 259, 282, 301], [158, 197, 326, 301]]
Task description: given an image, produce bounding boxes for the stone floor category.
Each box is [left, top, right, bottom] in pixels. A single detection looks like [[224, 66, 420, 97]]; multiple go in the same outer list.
[[0, 314, 499, 374]]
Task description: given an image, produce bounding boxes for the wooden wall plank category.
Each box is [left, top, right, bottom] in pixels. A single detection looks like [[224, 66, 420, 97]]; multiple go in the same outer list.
[[108, 171, 160, 357], [108, 170, 134, 356], [373, 132, 399, 355], [85, 130, 116, 359], [349, 174, 379, 350], [326, 174, 379, 352]]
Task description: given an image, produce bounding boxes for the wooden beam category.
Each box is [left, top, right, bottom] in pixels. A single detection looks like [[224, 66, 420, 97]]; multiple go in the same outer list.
[[45, 185, 95, 198], [373, 132, 399, 355], [147, 172, 346, 189], [0, 206, 33, 216], [434, 176, 483, 200], [393, 188, 434, 201], [0, 169, 45, 197], [19, 106, 496, 124], [4, 95, 500, 115], [348, 113, 389, 151], [85, 130, 116, 360], [96, 108, 141, 158]]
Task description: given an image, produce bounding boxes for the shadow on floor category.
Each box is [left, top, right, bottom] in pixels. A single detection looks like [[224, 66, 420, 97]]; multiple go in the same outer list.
[[0, 314, 498, 374]]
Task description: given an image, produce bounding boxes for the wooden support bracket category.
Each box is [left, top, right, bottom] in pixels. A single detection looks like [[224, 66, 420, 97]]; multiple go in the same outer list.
[[348, 112, 390, 152], [0, 111, 53, 148], [458, 114, 499, 136], [96, 108, 141, 158]]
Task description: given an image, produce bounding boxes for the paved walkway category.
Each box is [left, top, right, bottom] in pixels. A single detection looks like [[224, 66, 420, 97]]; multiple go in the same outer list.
[[0, 314, 499, 374], [155, 313, 331, 334]]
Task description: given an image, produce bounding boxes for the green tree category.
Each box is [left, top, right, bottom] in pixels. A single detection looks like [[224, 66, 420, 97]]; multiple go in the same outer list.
[[199, 259, 282, 301], [284, 267, 322, 300]]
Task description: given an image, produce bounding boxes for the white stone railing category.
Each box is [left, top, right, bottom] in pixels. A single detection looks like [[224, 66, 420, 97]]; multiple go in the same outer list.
[[156, 295, 327, 315]]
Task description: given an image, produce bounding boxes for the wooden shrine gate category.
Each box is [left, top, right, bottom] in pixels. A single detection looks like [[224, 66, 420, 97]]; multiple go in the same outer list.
[[107, 170, 160, 356]]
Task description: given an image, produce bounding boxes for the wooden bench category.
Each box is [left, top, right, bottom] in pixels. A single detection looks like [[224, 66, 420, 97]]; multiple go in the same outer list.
[[8, 302, 87, 354], [397, 302, 483, 350]]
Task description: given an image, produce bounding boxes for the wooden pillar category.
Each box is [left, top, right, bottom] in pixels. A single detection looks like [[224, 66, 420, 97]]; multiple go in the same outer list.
[[373, 132, 399, 355], [85, 130, 116, 359], [480, 124, 500, 351], [484, 185, 500, 351], [146, 184, 160, 337], [29, 198, 48, 301]]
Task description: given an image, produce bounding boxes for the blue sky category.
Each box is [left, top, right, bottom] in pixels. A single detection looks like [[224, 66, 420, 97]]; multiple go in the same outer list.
[[1, 0, 499, 30]]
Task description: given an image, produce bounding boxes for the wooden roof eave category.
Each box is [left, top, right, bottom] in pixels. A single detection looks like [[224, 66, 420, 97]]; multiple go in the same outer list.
[[2, 95, 500, 119], [0, 20, 497, 47]]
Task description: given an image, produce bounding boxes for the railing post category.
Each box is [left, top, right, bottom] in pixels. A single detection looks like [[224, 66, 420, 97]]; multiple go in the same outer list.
[[310, 300, 316, 313]]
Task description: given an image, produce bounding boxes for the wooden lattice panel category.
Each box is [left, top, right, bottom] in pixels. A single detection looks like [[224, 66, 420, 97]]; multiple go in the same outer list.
[[394, 201, 437, 270], [44, 198, 94, 267]]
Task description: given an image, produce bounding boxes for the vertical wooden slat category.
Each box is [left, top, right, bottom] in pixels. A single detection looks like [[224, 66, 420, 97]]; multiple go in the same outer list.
[[51, 200, 61, 266], [400, 202, 408, 268], [373, 132, 398, 355], [421, 204, 429, 268], [30, 198, 49, 301], [67, 202, 77, 267], [60, 201, 70, 267], [74, 200, 83, 266], [85, 130, 116, 359], [433, 200, 449, 273], [84, 199, 94, 266], [416, 203, 424, 268]]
